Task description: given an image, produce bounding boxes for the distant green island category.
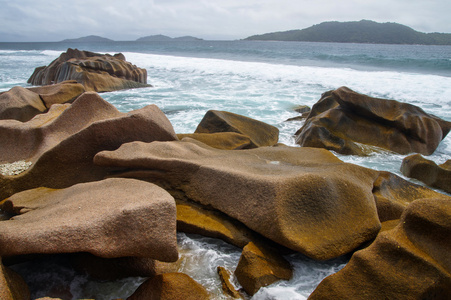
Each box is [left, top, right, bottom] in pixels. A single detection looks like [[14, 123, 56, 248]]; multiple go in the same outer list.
[[60, 35, 203, 43], [245, 20, 451, 45], [60, 35, 114, 43]]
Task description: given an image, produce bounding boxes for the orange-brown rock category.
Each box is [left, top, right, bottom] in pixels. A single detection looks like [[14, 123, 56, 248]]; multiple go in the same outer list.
[[372, 171, 448, 222], [0, 178, 178, 261], [0, 257, 30, 300], [0, 92, 177, 200], [28, 48, 150, 92], [401, 153, 451, 194], [309, 198, 451, 300], [295, 87, 451, 155], [217, 266, 244, 299], [95, 139, 381, 260], [194, 110, 279, 148], [176, 200, 257, 249], [127, 272, 210, 300], [234, 241, 293, 296], [177, 132, 253, 150]]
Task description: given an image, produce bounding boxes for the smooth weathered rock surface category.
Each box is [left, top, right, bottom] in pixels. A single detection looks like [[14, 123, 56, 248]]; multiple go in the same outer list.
[[194, 110, 279, 148], [0, 257, 30, 300], [295, 87, 451, 155], [28, 48, 150, 92], [95, 139, 381, 260], [177, 132, 253, 150], [0, 92, 178, 200], [234, 241, 293, 296], [96, 139, 451, 260], [127, 272, 210, 300], [27, 80, 85, 108], [309, 198, 451, 300], [0, 178, 178, 261], [371, 171, 448, 222], [0, 86, 46, 122], [401, 153, 451, 194], [0, 81, 85, 122]]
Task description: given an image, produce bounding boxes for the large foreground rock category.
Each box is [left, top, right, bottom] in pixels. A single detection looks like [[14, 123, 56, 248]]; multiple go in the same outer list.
[[295, 87, 451, 155], [0, 92, 177, 200], [401, 154, 451, 194], [309, 198, 451, 299], [95, 140, 451, 260], [95, 140, 380, 260], [0, 81, 84, 122], [194, 110, 279, 148], [28, 48, 150, 92], [0, 178, 178, 261]]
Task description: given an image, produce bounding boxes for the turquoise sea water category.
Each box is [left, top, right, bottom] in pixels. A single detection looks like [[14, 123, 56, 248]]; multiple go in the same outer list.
[[1, 40, 451, 299]]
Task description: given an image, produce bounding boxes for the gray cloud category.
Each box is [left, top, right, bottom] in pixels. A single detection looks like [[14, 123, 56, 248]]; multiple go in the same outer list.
[[1, 0, 450, 41]]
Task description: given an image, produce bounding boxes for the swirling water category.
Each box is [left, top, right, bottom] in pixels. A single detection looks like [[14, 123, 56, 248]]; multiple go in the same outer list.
[[1, 40, 451, 299]]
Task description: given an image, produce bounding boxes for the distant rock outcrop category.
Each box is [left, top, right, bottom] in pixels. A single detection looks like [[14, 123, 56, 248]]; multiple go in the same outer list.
[[27, 48, 150, 92], [295, 87, 451, 155]]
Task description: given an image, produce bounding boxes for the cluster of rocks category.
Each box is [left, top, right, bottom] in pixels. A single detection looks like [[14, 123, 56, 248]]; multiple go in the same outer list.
[[1, 58, 451, 299]]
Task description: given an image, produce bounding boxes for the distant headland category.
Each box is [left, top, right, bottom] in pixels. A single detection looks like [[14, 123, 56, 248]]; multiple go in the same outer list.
[[245, 20, 451, 45]]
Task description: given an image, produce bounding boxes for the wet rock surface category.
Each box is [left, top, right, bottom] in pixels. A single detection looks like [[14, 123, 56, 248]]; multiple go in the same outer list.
[[295, 87, 451, 155]]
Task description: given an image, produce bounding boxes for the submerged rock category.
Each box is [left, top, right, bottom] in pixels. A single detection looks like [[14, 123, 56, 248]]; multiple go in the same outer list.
[[194, 110, 279, 148], [0, 92, 177, 200], [309, 198, 451, 299], [28, 48, 150, 92], [127, 272, 211, 300], [401, 153, 451, 193], [295, 87, 451, 155], [0, 178, 178, 261]]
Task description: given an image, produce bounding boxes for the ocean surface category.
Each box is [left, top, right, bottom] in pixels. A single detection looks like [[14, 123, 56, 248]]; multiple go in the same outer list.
[[1, 40, 451, 299]]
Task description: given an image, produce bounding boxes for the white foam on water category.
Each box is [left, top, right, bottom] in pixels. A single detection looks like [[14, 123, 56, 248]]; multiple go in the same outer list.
[[103, 52, 451, 179]]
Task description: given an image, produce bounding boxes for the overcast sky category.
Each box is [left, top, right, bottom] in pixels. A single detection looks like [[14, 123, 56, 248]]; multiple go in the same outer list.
[[1, 0, 450, 42]]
